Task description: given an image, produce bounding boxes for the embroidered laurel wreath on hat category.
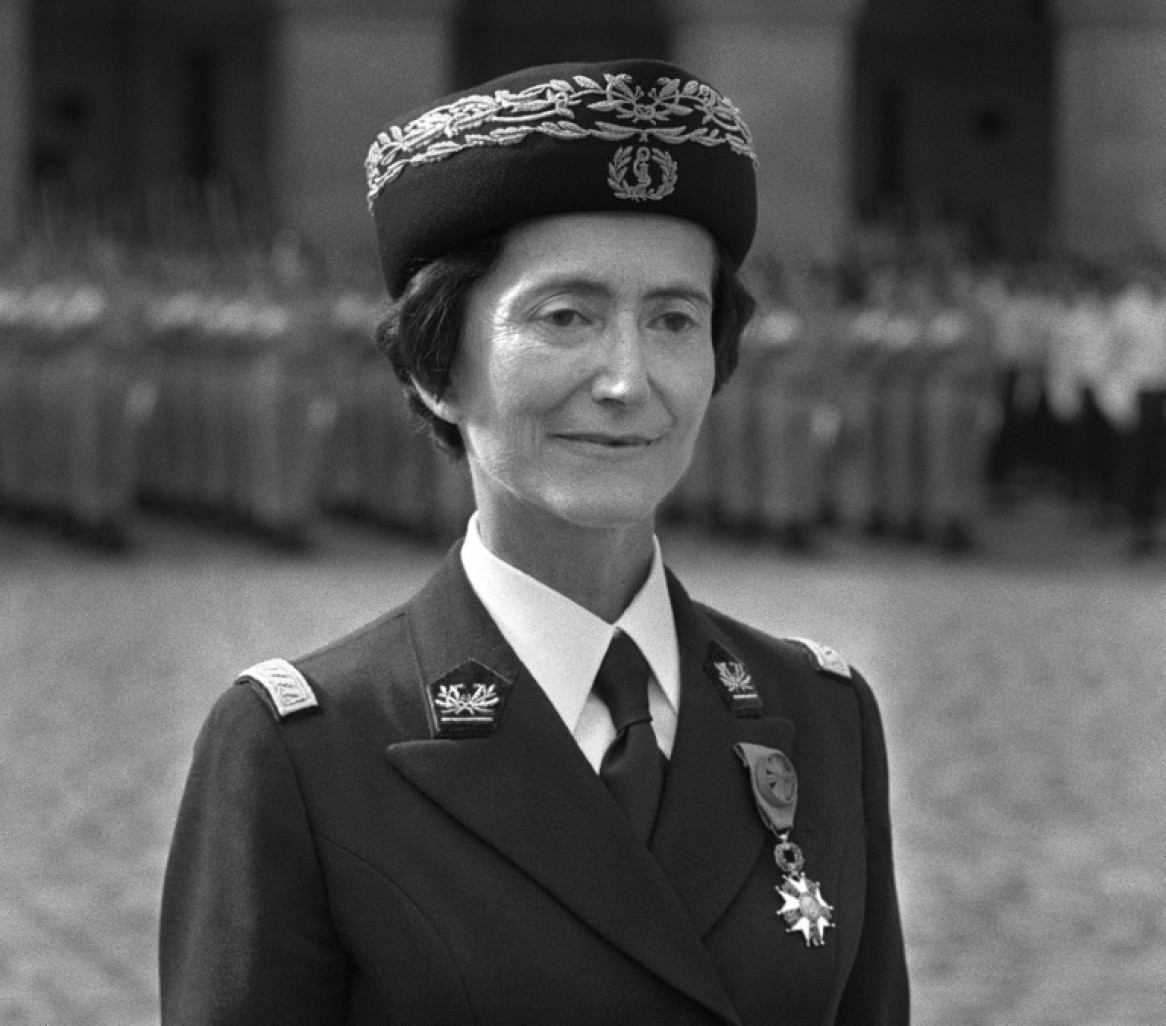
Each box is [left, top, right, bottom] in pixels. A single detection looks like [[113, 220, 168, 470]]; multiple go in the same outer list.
[[366, 58, 759, 297]]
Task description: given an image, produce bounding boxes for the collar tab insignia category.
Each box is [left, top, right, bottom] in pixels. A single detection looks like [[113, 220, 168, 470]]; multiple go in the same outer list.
[[426, 660, 513, 739], [238, 658, 319, 720], [790, 638, 852, 681], [703, 641, 762, 717]]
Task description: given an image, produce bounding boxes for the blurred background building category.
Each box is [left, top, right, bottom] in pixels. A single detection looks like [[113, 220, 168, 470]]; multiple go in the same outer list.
[[1, 0, 1164, 559], [2, 0, 1166, 261]]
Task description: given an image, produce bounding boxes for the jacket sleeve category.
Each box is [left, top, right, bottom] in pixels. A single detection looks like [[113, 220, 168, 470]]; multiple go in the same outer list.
[[836, 670, 911, 1025], [159, 684, 348, 1025]]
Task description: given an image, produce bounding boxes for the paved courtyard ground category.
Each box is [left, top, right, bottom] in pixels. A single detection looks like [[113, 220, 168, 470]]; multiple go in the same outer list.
[[1, 504, 1163, 1025]]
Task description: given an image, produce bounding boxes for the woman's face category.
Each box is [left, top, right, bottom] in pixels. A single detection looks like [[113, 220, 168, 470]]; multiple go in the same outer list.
[[435, 212, 717, 536]]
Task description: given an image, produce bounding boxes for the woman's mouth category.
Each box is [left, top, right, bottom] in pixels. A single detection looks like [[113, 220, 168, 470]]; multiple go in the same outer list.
[[557, 432, 656, 448]]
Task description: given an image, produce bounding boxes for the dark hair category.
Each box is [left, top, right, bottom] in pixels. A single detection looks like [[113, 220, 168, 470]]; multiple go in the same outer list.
[[375, 233, 757, 458]]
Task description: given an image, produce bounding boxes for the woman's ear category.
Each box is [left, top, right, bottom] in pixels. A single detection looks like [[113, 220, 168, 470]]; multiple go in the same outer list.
[[411, 376, 462, 426]]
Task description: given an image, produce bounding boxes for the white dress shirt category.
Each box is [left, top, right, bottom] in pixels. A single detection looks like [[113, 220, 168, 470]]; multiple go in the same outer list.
[[460, 512, 680, 771]]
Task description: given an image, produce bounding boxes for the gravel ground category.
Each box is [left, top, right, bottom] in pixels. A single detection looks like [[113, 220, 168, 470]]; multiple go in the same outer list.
[[1, 505, 1163, 1025]]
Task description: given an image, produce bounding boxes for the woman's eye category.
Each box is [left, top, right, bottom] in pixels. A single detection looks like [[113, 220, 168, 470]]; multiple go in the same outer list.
[[656, 311, 697, 333], [542, 308, 587, 328]]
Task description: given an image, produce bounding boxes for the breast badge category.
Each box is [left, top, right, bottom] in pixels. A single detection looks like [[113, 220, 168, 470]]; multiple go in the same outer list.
[[776, 863, 834, 947], [734, 742, 834, 948]]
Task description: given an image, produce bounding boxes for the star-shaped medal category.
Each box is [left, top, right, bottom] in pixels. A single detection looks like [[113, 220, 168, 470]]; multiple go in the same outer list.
[[777, 872, 834, 947]]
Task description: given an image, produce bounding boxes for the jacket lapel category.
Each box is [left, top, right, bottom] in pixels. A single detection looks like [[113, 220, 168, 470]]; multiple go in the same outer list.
[[384, 549, 741, 1026], [650, 572, 796, 939]]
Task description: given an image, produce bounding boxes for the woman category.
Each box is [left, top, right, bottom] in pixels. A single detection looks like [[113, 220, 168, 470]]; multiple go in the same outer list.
[[160, 58, 909, 1025]]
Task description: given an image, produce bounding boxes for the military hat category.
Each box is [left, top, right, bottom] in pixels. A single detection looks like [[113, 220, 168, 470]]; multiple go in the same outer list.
[[366, 58, 758, 298]]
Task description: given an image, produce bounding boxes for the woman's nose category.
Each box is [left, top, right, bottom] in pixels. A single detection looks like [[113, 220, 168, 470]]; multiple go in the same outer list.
[[591, 320, 650, 405]]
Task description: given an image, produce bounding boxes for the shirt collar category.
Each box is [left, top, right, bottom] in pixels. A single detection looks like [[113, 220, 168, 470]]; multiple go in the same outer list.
[[460, 512, 679, 734]]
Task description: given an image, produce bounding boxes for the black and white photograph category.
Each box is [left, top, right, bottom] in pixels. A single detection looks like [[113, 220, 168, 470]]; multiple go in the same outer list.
[[1, 1, 1164, 1024]]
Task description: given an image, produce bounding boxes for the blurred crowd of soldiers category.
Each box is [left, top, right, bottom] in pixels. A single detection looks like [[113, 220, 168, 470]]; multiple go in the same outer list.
[[736, 239, 1166, 555], [990, 258, 1166, 554], [0, 225, 1164, 556]]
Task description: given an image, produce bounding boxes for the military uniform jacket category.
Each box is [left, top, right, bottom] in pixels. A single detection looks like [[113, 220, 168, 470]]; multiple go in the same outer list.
[[160, 547, 909, 1025]]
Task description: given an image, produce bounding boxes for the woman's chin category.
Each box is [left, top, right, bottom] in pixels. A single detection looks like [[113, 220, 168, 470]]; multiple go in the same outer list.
[[553, 483, 679, 531], [512, 489, 663, 537]]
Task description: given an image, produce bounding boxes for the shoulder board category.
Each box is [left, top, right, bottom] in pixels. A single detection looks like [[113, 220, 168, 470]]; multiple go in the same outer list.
[[237, 658, 320, 720], [788, 638, 852, 681]]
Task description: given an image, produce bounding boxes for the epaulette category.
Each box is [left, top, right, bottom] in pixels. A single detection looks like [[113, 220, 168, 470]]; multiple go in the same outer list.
[[237, 658, 320, 720], [788, 638, 852, 682]]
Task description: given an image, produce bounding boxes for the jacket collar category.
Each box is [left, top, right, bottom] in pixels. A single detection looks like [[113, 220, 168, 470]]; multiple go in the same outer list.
[[385, 546, 794, 1024], [459, 515, 680, 742], [651, 568, 795, 937]]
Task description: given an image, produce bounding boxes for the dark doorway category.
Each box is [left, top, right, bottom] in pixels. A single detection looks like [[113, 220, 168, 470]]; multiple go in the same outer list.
[[186, 49, 217, 181], [30, 0, 270, 236], [853, 0, 1054, 258]]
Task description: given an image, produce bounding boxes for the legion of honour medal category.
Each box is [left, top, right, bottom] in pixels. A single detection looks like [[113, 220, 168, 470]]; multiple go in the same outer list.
[[734, 742, 834, 947]]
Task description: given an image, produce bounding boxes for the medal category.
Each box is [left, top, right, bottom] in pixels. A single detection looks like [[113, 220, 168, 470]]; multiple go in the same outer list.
[[734, 742, 834, 948], [773, 834, 834, 947]]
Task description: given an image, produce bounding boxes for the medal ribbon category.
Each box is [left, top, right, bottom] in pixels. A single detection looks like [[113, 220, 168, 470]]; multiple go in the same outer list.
[[734, 742, 797, 835]]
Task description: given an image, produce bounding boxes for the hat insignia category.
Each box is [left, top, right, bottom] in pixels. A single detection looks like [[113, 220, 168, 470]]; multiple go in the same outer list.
[[608, 145, 677, 202], [426, 660, 513, 739], [366, 72, 755, 205]]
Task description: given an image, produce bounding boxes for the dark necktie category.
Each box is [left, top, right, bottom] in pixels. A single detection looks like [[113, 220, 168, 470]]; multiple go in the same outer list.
[[592, 632, 664, 844]]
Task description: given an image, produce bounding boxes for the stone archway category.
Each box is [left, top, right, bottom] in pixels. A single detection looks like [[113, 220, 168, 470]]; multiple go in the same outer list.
[[852, 0, 1055, 257]]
